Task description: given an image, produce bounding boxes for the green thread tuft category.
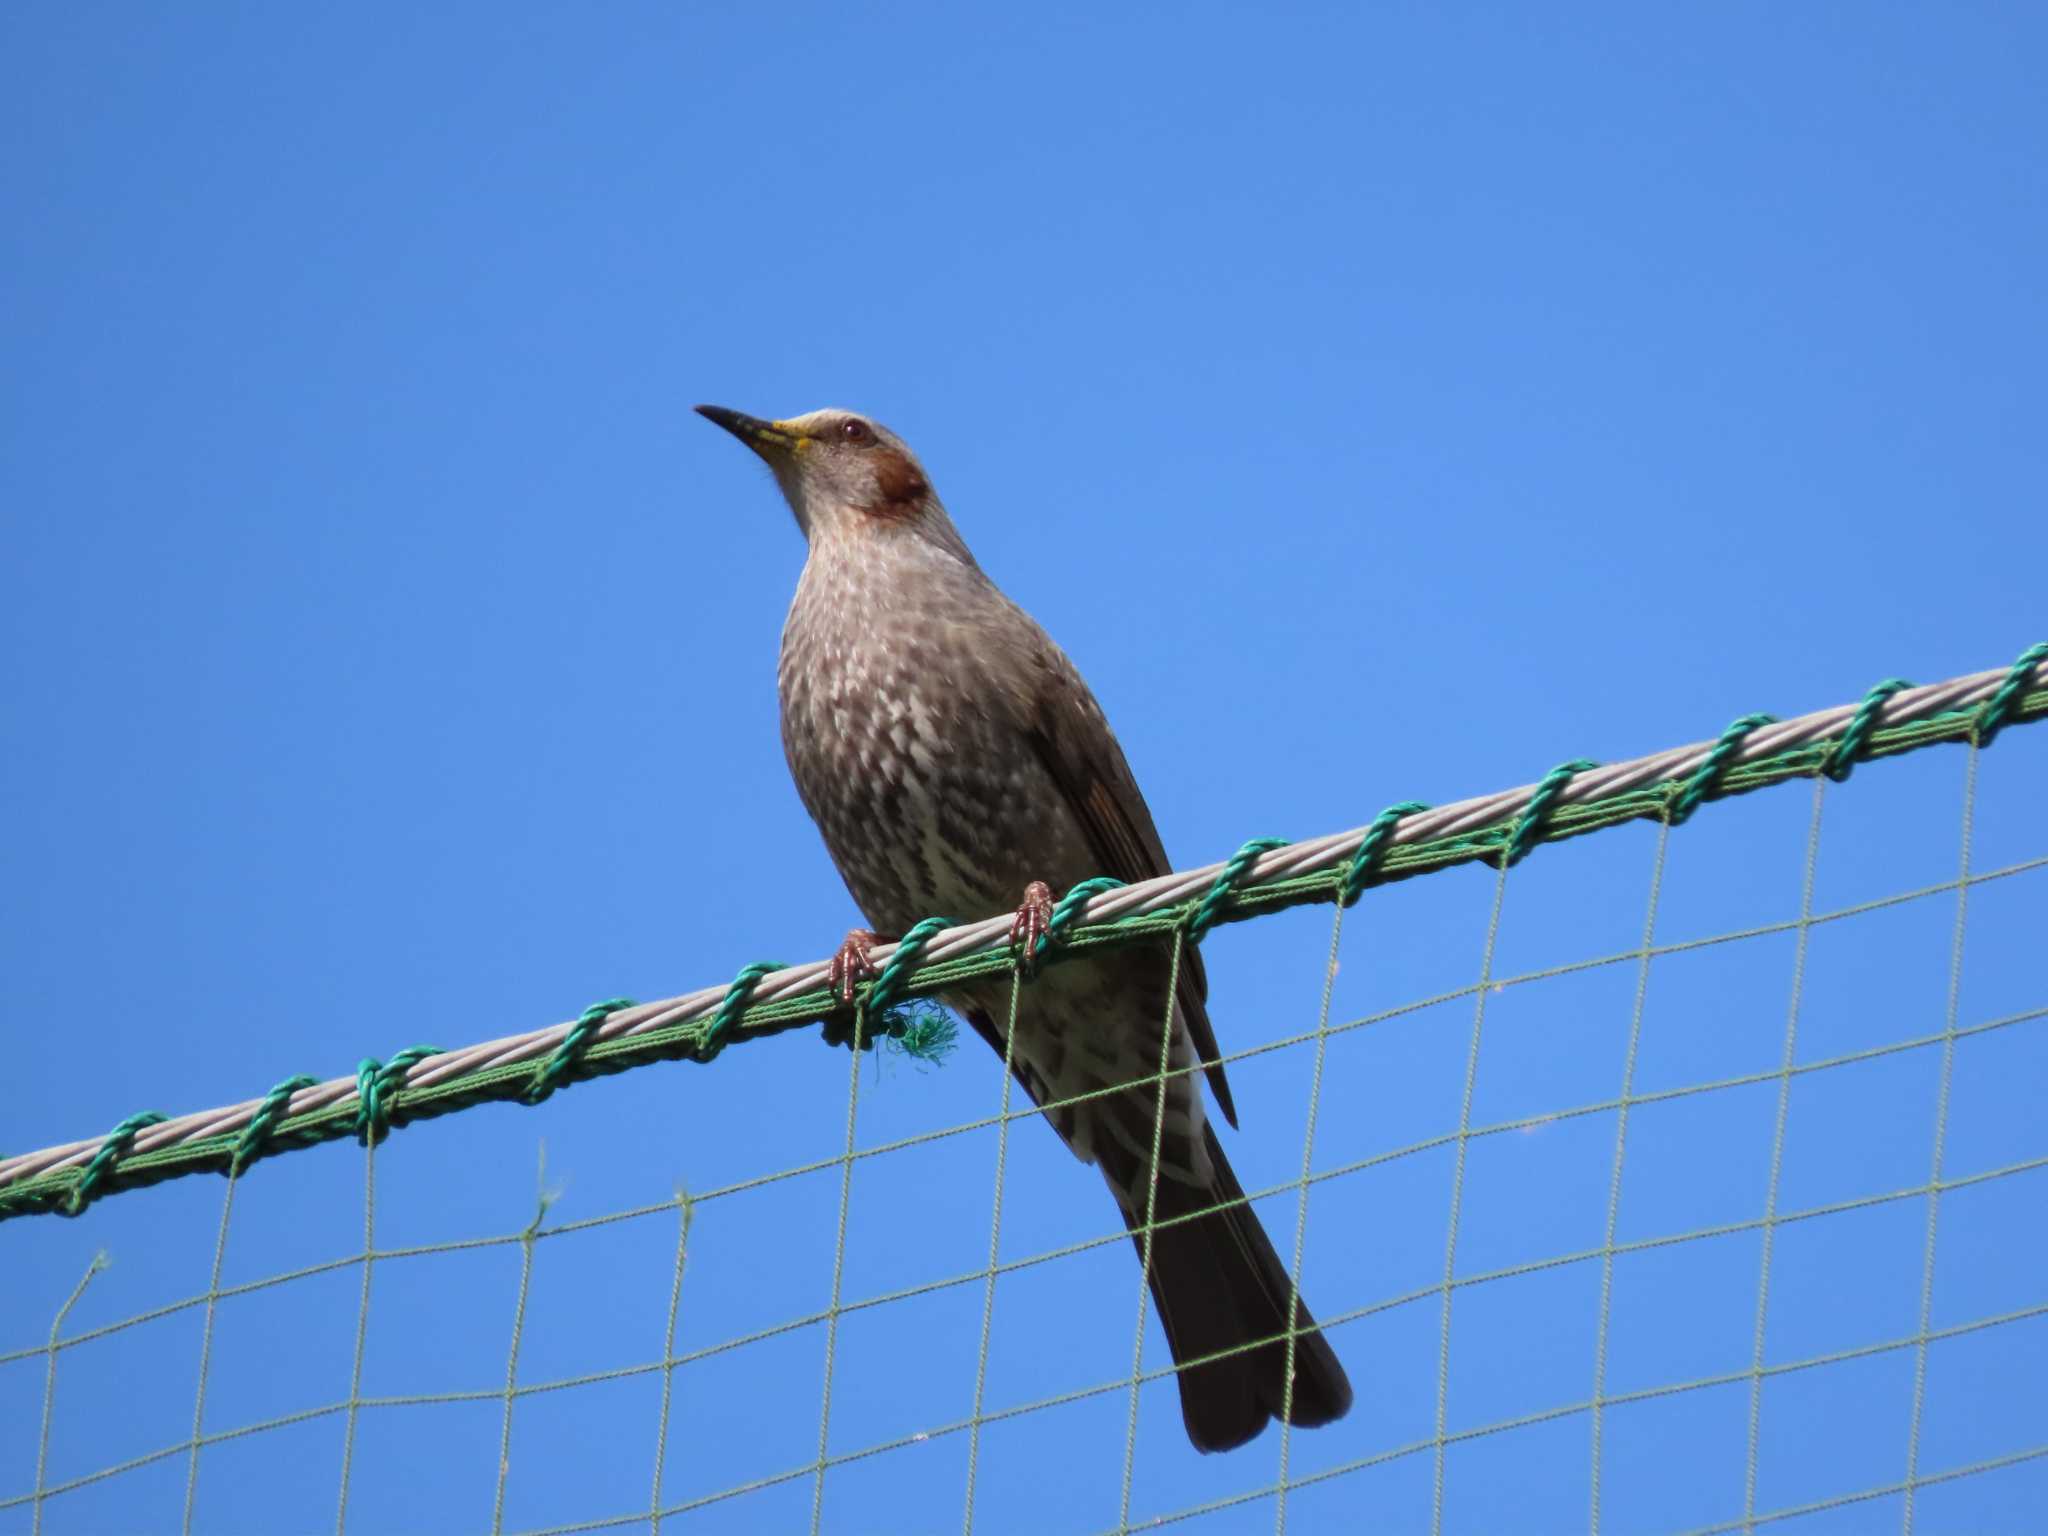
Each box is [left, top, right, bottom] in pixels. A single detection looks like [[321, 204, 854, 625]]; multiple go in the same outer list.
[[885, 1005, 959, 1064], [354, 1047, 442, 1147], [1187, 838, 1290, 943], [820, 918, 955, 1053], [1824, 678, 1913, 781], [1340, 803, 1429, 906], [1503, 760, 1599, 867], [63, 1111, 168, 1216], [823, 1001, 960, 1059], [1973, 641, 2047, 748], [230, 1075, 319, 1176], [526, 999, 636, 1105], [1669, 714, 1778, 826]]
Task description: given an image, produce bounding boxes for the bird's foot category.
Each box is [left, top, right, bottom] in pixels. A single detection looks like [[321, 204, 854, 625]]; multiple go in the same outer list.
[[828, 928, 882, 1006], [1008, 880, 1056, 975]]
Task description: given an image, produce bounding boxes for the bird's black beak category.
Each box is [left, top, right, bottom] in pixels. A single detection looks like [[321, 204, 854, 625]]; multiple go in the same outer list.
[[695, 405, 802, 459]]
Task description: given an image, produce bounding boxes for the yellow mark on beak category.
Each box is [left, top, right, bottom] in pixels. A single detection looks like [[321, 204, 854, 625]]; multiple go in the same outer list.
[[695, 406, 809, 460]]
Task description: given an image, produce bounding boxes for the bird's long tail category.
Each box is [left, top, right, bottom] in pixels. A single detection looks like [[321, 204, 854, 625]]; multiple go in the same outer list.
[[1108, 1121, 1354, 1453]]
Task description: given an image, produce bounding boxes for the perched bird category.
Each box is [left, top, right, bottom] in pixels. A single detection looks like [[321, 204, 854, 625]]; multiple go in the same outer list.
[[696, 404, 1353, 1452]]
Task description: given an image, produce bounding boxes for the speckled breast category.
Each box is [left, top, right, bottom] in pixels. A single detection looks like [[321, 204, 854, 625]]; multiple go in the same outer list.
[[776, 539, 1086, 937]]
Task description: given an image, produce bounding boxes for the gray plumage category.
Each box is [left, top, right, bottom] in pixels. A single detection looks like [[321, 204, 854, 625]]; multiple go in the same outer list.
[[697, 403, 1353, 1452]]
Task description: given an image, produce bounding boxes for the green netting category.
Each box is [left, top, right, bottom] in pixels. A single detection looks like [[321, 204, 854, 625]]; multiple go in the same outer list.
[[3, 647, 2044, 1534]]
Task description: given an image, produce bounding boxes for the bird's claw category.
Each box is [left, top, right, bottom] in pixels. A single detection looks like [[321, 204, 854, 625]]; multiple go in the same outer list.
[[1009, 880, 1056, 975], [829, 929, 882, 1006]]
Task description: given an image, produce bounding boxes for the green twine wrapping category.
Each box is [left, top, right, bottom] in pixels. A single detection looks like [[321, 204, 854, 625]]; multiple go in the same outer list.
[[354, 1047, 442, 1147], [1339, 802, 1430, 906], [863, 917, 953, 1018], [1187, 838, 1291, 943], [1974, 641, 2047, 748], [1669, 714, 1778, 826], [229, 1074, 319, 1176], [1824, 678, 1913, 781], [1035, 877, 1127, 962], [1503, 760, 1598, 868], [63, 1111, 168, 1216], [699, 963, 784, 1064], [525, 998, 637, 1105]]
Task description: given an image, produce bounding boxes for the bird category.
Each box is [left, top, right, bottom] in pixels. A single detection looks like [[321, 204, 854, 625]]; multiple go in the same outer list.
[[696, 403, 1353, 1453]]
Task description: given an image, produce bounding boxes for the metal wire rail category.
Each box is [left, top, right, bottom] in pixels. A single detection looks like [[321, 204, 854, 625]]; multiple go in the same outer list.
[[3, 646, 2041, 1220]]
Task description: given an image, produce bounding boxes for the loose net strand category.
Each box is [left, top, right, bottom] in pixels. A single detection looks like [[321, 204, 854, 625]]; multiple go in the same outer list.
[[31, 1252, 106, 1536]]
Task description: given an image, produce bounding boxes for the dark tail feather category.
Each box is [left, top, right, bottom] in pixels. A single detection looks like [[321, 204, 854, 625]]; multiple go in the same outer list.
[[1117, 1122, 1354, 1453]]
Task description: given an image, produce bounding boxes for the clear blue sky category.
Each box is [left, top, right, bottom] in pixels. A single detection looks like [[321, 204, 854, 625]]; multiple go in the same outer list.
[[3, 5, 2044, 1532]]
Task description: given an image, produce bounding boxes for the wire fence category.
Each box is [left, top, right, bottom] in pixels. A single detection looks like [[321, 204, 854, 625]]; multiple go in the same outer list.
[[3, 647, 2044, 1533]]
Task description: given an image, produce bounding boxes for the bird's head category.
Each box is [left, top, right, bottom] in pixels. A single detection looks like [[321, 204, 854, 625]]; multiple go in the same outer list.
[[695, 405, 954, 550]]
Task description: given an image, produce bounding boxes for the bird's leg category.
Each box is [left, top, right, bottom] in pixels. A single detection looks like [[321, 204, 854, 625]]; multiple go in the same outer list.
[[1008, 880, 1056, 975], [828, 928, 883, 1006]]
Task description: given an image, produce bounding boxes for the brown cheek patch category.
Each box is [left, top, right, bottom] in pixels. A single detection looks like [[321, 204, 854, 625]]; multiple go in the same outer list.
[[860, 448, 929, 520]]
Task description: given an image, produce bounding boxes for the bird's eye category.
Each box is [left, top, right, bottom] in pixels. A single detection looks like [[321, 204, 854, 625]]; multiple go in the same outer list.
[[839, 419, 874, 445]]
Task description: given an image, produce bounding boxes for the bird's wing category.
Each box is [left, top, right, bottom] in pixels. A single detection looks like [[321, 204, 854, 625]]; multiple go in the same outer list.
[[1021, 640, 1239, 1128]]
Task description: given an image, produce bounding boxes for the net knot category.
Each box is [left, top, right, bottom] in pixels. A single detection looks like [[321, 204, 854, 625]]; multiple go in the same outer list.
[[525, 998, 636, 1104], [1339, 803, 1429, 906], [1973, 641, 2046, 749], [354, 1047, 442, 1147], [1669, 714, 1777, 825], [229, 1074, 318, 1176], [1186, 838, 1290, 943], [62, 1111, 168, 1216], [1502, 760, 1598, 867]]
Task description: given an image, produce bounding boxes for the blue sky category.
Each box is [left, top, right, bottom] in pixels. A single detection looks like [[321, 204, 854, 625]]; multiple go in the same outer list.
[[3, 5, 2044, 1532]]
